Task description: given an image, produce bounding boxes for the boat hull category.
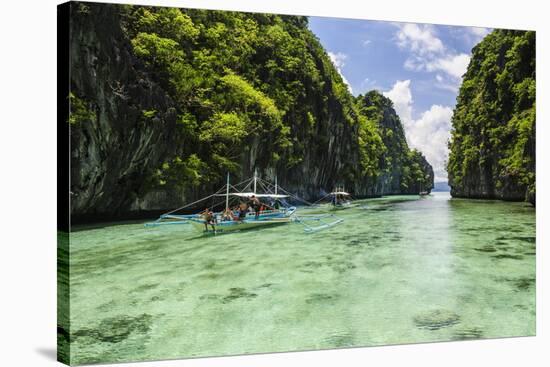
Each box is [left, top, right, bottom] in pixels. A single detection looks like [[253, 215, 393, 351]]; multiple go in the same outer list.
[[189, 216, 293, 233], [331, 201, 353, 210], [188, 207, 296, 234]]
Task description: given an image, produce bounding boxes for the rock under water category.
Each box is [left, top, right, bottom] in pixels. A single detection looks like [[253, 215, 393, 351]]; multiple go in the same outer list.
[[413, 309, 461, 330]]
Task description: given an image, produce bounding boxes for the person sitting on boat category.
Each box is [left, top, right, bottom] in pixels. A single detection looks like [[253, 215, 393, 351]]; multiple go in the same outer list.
[[238, 202, 249, 221], [201, 208, 216, 231], [221, 208, 233, 221], [231, 205, 241, 220]]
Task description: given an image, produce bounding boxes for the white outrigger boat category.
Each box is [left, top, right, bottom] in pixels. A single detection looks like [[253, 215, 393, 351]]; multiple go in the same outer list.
[[309, 186, 355, 210], [145, 171, 343, 234], [329, 188, 353, 210], [419, 184, 430, 196]]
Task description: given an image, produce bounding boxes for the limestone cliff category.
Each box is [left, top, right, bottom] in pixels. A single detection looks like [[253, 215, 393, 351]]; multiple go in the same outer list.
[[448, 30, 535, 205], [69, 3, 180, 218], [355, 91, 434, 195], [67, 2, 434, 221]]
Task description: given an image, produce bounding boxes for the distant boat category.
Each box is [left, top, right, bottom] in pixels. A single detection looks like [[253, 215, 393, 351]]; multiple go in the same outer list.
[[419, 182, 430, 196], [330, 189, 353, 210], [309, 186, 355, 210]]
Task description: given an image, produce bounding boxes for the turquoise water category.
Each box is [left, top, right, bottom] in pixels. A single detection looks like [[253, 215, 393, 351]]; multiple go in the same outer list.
[[67, 192, 535, 364]]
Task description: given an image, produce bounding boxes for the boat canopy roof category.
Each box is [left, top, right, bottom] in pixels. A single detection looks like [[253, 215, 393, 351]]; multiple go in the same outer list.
[[215, 192, 289, 198], [330, 191, 350, 196]]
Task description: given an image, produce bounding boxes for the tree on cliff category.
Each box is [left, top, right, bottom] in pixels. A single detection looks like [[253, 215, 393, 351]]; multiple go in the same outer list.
[[447, 30, 535, 204]]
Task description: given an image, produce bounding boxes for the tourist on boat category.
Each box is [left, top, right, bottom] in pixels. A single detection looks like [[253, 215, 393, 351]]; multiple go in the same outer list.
[[231, 205, 242, 220], [249, 195, 262, 219], [201, 208, 216, 231], [238, 202, 249, 221], [221, 208, 233, 221]]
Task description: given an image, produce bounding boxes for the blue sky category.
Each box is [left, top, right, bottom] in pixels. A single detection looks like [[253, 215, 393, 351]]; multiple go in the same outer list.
[[308, 17, 491, 182]]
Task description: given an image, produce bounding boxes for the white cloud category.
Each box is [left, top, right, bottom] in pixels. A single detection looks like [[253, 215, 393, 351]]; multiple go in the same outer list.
[[449, 26, 492, 49], [328, 51, 353, 93], [359, 78, 384, 94], [408, 105, 453, 182], [466, 27, 491, 48], [403, 56, 424, 71], [362, 39, 372, 46], [426, 53, 470, 79], [434, 80, 459, 93], [396, 23, 444, 56], [328, 51, 347, 69], [383, 80, 413, 125], [470, 27, 491, 37], [394, 23, 471, 89], [384, 80, 453, 182]]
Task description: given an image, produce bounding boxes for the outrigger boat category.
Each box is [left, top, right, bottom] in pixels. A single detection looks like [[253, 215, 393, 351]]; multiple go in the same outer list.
[[309, 186, 355, 210], [145, 171, 343, 234], [419, 184, 429, 196], [329, 188, 353, 210]]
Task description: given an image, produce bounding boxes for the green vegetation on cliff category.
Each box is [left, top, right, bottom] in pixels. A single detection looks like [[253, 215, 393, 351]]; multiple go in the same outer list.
[[447, 30, 535, 204], [122, 6, 369, 187], [69, 3, 433, 217], [355, 91, 433, 193]]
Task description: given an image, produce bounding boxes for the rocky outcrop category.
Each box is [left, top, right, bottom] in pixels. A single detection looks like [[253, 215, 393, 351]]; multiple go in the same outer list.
[[447, 30, 535, 204], [411, 154, 435, 194], [355, 91, 434, 195]]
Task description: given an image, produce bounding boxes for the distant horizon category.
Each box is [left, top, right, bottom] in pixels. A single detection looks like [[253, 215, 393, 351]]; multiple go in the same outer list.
[[432, 181, 451, 192]]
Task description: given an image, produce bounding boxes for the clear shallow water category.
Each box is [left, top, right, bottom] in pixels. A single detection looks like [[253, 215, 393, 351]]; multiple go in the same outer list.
[[68, 192, 535, 364]]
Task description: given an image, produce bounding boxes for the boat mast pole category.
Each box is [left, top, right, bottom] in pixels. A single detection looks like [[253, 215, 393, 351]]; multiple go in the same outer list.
[[225, 172, 230, 210], [253, 168, 257, 194], [275, 175, 278, 195]]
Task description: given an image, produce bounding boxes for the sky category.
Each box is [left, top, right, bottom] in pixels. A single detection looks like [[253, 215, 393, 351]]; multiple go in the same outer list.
[[308, 17, 491, 183]]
